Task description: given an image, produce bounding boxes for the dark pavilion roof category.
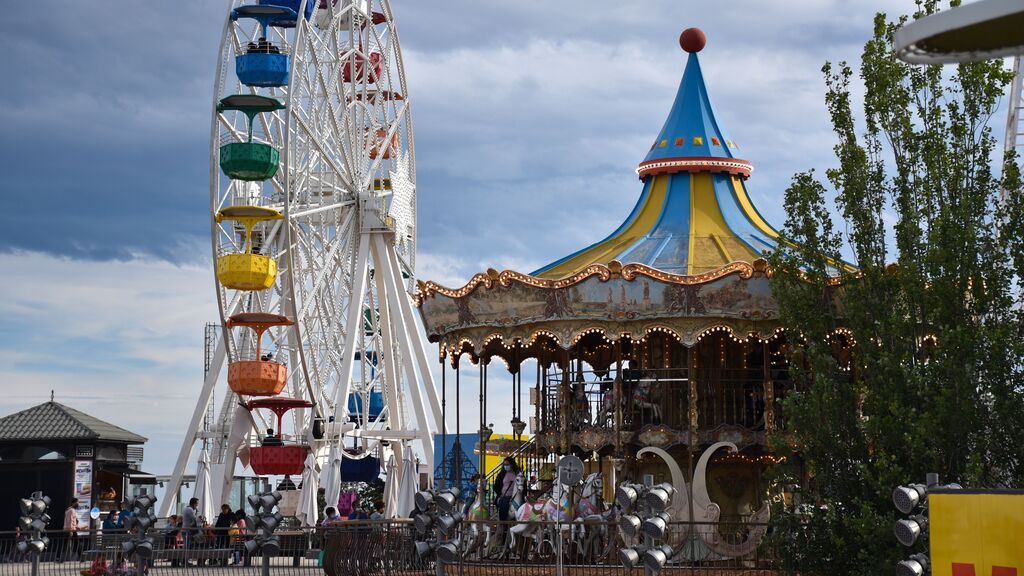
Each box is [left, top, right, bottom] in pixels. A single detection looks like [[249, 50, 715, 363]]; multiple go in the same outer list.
[[0, 401, 146, 444]]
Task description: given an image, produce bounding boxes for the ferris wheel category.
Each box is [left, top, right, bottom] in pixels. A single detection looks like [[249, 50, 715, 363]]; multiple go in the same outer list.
[[161, 0, 443, 516]]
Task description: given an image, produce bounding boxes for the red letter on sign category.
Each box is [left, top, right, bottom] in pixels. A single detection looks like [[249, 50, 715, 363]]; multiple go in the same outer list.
[[951, 564, 976, 576], [991, 567, 1016, 576]]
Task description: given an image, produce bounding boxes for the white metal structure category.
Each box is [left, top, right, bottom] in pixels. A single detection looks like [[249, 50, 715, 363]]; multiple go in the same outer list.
[[160, 0, 442, 517], [894, 0, 1024, 64], [1004, 55, 1024, 205]]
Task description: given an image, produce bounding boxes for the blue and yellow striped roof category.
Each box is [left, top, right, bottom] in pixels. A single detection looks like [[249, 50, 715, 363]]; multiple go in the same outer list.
[[533, 29, 782, 279]]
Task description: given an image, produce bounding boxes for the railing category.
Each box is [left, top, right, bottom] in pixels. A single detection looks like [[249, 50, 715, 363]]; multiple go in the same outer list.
[[321, 519, 781, 576], [544, 368, 693, 431], [695, 368, 766, 430], [539, 366, 780, 434], [479, 438, 560, 512], [0, 526, 324, 576], [0, 521, 782, 576]]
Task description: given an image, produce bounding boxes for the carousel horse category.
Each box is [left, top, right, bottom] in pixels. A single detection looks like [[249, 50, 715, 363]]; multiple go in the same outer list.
[[572, 383, 591, 428], [573, 472, 617, 562], [632, 375, 661, 422], [480, 472, 527, 558], [509, 478, 571, 558], [596, 384, 616, 426], [462, 489, 492, 558]]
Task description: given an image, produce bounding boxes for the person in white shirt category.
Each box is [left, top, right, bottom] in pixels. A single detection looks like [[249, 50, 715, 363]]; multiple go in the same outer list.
[[62, 498, 79, 561]]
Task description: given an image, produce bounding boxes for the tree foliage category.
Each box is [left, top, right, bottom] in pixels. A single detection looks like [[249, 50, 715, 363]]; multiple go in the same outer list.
[[767, 2, 1024, 573]]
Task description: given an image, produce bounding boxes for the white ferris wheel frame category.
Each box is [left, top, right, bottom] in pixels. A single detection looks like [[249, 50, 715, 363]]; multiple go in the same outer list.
[[160, 0, 443, 518]]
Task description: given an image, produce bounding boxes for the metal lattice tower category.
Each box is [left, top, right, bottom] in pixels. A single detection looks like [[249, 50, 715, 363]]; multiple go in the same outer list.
[[1002, 55, 1024, 204]]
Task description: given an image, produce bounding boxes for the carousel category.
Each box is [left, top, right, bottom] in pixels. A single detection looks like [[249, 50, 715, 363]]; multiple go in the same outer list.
[[413, 28, 853, 567]]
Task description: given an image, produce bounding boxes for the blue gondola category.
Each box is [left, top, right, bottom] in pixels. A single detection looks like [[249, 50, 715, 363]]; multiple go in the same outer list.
[[339, 453, 381, 483], [347, 390, 385, 422], [231, 6, 294, 87], [258, 0, 315, 27]]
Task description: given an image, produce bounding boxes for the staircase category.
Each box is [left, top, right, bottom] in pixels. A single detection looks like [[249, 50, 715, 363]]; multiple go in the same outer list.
[[479, 436, 555, 509]]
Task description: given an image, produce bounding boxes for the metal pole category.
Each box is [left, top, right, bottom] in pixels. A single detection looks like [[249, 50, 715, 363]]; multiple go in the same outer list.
[[441, 347, 447, 489], [262, 553, 270, 576]]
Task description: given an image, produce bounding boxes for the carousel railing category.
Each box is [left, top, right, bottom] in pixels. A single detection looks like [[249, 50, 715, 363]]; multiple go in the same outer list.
[[542, 367, 694, 432], [539, 366, 785, 434], [695, 367, 767, 430]]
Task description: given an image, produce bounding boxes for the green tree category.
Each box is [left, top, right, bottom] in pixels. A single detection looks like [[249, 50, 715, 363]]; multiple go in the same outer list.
[[767, 2, 1024, 574]]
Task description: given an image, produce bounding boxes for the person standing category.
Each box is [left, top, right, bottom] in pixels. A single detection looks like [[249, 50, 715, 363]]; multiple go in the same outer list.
[[214, 504, 234, 565], [117, 500, 133, 528], [181, 498, 199, 566], [63, 498, 80, 561], [494, 457, 521, 521]]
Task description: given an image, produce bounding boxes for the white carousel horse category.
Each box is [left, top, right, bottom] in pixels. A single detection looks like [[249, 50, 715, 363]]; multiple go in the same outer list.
[[509, 478, 571, 558], [573, 472, 617, 562], [632, 376, 662, 422], [477, 472, 526, 558]]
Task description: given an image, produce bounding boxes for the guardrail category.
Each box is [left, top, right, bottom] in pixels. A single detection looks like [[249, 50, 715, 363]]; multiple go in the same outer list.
[[0, 526, 323, 576], [0, 520, 781, 576]]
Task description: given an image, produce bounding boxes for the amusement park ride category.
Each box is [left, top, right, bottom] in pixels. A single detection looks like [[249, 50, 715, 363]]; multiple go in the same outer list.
[[160, 0, 442, 517]]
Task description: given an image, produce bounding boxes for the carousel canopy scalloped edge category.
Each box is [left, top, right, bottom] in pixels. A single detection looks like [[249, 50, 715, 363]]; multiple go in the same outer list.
[[414, 259, 848, 355]]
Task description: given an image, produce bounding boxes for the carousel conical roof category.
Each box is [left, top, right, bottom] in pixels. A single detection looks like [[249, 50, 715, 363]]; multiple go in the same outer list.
[[533, 29, 784, 279]]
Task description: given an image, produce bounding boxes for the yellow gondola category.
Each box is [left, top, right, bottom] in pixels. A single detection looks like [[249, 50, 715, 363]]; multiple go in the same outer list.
[[216, 205, 284, 290]]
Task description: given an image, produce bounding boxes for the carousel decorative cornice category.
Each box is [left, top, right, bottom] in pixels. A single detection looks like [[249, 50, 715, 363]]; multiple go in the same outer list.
[[414, 259, 776, 305], [442, 322, 792, 359]]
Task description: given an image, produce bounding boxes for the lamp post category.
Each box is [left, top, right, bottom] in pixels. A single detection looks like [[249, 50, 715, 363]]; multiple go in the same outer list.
[[893, 473, 961, 576], [414, 486, 464, 576], [618, 482, 675, 576], [121, 494, 157, 574], [17, 491, 51, 576], [246, 490, 283, 576]]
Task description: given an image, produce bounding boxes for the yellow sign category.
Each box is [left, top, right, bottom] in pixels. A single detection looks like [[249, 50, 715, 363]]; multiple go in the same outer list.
[[930, 491, 1024, 576]]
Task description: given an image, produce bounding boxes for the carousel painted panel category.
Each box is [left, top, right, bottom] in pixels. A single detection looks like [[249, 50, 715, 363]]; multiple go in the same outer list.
[[419, 273, 778, 339]]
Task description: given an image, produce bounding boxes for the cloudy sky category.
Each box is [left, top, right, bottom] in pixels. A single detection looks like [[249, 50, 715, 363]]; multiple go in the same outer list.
[[0, 1, 1012, 476]]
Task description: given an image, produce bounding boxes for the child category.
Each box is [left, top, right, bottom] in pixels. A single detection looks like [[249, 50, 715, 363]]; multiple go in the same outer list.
[[228, 517, 243, 566], [81, 553, 107, 576], [110, 554, 128, 576]]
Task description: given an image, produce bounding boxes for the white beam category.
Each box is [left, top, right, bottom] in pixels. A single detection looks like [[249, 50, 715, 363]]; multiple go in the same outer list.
[[158, 337, 226, 518]]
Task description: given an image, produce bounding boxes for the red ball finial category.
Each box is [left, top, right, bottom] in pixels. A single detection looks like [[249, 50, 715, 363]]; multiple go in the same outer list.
[[679, 28, 706, 53]]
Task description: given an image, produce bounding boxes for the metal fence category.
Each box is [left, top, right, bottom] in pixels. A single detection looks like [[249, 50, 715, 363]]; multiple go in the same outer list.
[[0, 521, 781, 576], [0, 527, 323, 576], [322, 520, 780, 576]]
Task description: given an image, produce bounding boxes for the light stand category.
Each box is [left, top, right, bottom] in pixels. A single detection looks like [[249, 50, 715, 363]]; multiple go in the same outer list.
[[246, 490, 283, 576], [121, 494, 157, 575], [617, 483, 675, 576], [413, 487, 463, 576], [17, 491, 50, 576]]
